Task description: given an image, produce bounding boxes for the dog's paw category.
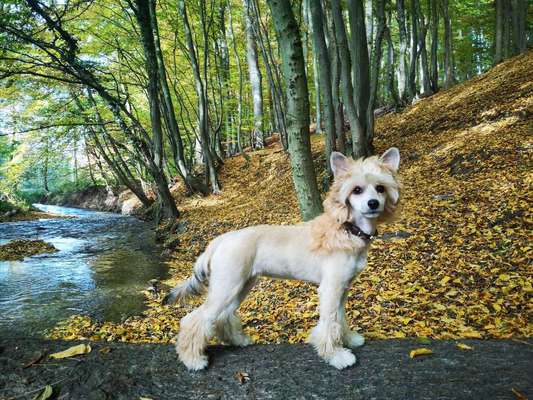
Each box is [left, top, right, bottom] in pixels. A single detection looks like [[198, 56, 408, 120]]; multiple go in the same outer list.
[[344, 331, 365, 348], [180, 354, 209, 371], [327, 348, 356, 370]]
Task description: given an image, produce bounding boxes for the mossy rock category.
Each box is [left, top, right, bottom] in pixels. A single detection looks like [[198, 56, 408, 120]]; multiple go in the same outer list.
[[0, 239, 58, 261]]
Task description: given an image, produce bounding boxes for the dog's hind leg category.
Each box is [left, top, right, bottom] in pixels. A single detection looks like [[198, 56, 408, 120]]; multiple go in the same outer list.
[[215, 277, 257, 346], [176, 264, 249, 370]]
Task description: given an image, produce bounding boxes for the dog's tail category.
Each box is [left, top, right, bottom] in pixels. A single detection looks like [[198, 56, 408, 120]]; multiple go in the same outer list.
[[162, 250, 211, 305]]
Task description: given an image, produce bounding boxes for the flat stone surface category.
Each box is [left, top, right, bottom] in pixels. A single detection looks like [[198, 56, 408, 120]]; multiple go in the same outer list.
[[0, 338, 531, 399]]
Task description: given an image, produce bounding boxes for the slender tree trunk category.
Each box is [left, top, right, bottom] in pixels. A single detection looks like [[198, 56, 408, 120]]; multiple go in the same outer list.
[[327, 13, 346, 155], [243, 0, 264, 148], [267, 0, 322, 221], [430, 0, 439, 91], [396, 0, 409, 103], [384, 5, 399, 106], [309, 0, 336, 176], [133, 0, 179, 218], [408, 0, 419, 99], [495, 0, 504, 64], [365, 0, 374, 54], [416, 0, 432, 95], [228, 5, 249, 160], [331, 0, 366, 157], [442, 0, 454, 89], [348, 0, 372, 151], [512, 0, 528, 53], [368, 0, 386, 140], [148, 0, 201, 194], [178, 0, 220, 194]]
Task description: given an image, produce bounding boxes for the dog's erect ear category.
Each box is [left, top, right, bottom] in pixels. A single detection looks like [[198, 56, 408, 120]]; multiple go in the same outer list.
[[380, 147, 400, 172], [330, 152, 349, 177]]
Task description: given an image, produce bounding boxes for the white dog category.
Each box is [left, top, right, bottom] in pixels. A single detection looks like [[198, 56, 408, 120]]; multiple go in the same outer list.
[[163, 148, 400, 370]]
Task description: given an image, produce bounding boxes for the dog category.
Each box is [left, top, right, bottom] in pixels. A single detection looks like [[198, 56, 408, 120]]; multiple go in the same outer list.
[[163, 148, 400, 370]]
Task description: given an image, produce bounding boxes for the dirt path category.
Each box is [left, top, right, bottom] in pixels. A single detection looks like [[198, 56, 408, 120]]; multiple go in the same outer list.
[[1, 339, 531, 399]]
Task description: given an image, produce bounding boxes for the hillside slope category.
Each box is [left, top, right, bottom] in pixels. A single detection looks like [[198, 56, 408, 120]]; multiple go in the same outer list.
[[50, 51, 532, 343]]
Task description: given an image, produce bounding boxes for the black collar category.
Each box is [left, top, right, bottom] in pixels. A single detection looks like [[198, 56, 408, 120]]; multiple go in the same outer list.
[[342, 221, 377, 242]]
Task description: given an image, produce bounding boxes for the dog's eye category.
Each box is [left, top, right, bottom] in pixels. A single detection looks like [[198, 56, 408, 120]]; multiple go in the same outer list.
[[376, 185, 385, 193], [353, 186, 362, 194]]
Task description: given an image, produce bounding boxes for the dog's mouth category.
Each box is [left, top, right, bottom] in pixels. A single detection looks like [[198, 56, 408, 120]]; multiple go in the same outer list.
[[363, 211, 381, 218]]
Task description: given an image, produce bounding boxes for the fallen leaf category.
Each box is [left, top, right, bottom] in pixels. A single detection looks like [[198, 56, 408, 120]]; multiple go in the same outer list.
[[99, 347, 112, 354], [409, 348, 433, 358], [456, 343, 473, 350], [417, 337, 431, 344], [511, 388, 528, 400], [49, 343, 91, 359], [32, 385, 53, 400], [234, 371, 250, 384]]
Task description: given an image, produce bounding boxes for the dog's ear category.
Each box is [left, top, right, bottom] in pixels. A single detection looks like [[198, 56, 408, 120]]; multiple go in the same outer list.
[[380, 147, 400, 172], [330, 152, 349, 177]]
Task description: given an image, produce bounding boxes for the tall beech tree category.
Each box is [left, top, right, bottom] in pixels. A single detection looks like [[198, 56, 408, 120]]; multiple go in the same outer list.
[[266, 0, 322, 220]]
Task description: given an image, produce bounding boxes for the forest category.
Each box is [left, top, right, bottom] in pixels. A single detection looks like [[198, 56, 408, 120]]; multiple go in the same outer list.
[[0, 0, 530, 220], [0, 0, 532, 398]]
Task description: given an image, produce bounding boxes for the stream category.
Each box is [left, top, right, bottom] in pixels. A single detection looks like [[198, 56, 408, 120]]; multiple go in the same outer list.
[[0, 204, 168, 337]]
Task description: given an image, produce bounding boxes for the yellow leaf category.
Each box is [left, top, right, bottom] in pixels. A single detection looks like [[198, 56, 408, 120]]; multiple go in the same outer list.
[[409, 348, 433, 358], [434, 303, 447, 311], [99, 346, 112, 354], [440, 276, 451, 285], [498, 274, 510, 281], [492, 303, 501, 312], [456, 343, 473, 350], [445, 290, 458, 297], [512, 388, 528, 400], [32, 385, 53, 400], [50, 343, 91, 359]]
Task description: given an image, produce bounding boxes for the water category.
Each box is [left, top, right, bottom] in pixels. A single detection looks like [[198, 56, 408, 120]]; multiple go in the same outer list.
[[0, 204, 169, 337]]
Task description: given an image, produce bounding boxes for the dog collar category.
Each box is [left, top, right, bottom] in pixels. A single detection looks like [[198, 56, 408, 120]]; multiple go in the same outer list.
[[342, 221, 377, 242]]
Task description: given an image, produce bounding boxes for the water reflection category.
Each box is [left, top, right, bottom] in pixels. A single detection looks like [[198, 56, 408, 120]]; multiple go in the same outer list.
[[0, 204, 168, 337]]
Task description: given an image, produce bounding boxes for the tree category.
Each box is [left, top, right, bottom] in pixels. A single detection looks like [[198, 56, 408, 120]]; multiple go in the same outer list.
[[243, 0, 264, 148], [266, 0, 322, 220], [309, 0, 336, 176]]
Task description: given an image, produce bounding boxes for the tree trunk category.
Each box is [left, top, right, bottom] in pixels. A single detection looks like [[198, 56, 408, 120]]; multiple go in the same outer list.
[[327, 12, 346, 155], [309, 0, 336, 176], [365, 0, 374, 54], [416, 0, 432, 96], [331, 0, 366, 157], [442, 0, 454, 89], [408, 0, 419, 99], [133, 0, 179, 219], [348, 0, 372, 151], [148, 0, 201, 194], [267, 0, 323, 221], [396, 0, 409, 103], [243, 0, 264, 148], [368, 0, 386, 140], [512, 0, 528, 53], [178, 0, 220, 194], [384, 5, 399, 106], [430, 0, 439, 91]]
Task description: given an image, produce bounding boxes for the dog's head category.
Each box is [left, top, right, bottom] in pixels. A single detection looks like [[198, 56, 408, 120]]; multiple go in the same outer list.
[[323, 148, 401, 224]]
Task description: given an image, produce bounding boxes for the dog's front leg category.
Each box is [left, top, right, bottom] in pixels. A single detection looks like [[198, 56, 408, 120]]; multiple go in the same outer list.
[[338, 291, 365, 349], [309, 279, 356, 369]]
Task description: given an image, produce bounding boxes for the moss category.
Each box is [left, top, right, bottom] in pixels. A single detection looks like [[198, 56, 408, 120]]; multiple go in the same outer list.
[[0, 239, 58, 261]]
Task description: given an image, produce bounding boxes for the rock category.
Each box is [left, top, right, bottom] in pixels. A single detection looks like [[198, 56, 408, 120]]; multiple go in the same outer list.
[[0, 339, 531, 400]]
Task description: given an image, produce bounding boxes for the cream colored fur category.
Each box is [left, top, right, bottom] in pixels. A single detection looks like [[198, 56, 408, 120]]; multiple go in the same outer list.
[[166, 148, 401, 371]]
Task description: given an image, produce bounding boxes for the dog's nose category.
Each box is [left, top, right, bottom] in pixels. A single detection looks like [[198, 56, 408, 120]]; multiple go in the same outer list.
[[368, 199, 379, 210]]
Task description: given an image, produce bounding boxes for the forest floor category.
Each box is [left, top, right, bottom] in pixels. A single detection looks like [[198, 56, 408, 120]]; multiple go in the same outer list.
[[49, 52, 532, 344], [0, 338, 531, 399]]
